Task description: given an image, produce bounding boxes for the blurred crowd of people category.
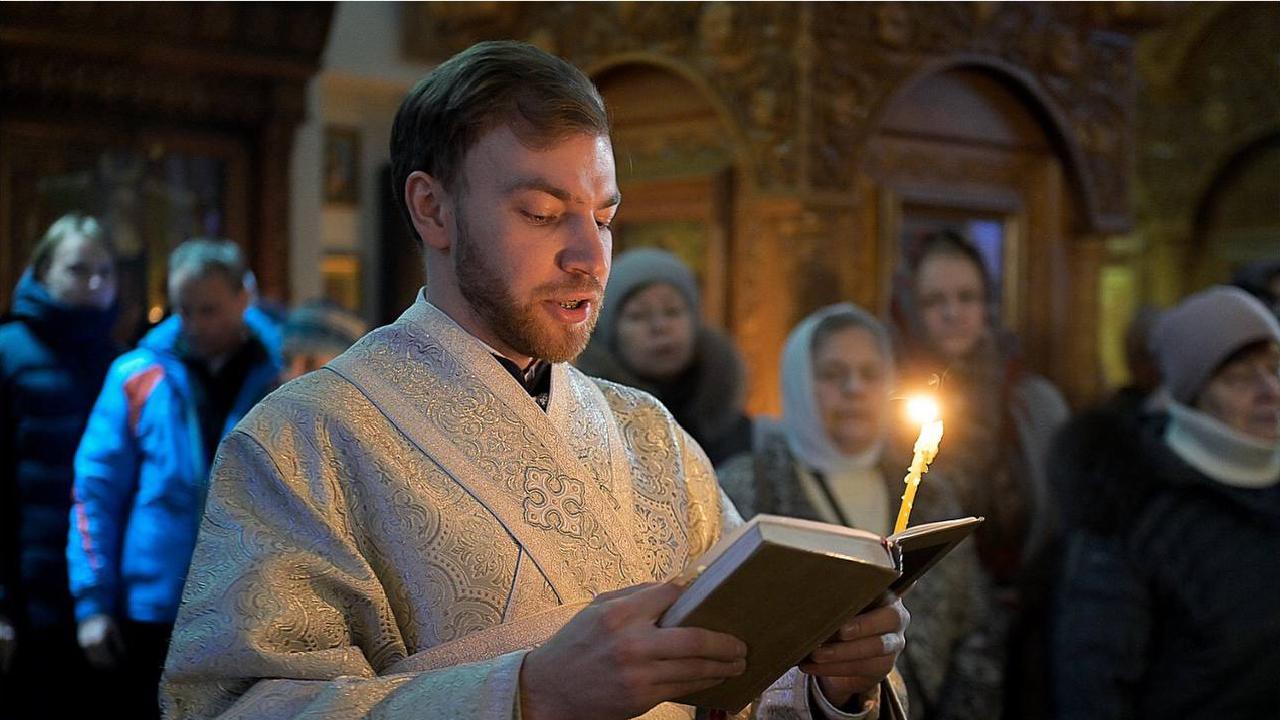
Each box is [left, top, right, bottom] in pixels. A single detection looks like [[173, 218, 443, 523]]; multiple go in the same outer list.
[[0, 217, 366, 719], [1, 211, 1278, 719]]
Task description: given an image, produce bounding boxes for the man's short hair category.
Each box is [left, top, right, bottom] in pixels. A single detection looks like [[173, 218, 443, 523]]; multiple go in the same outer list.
[[168, 238, 246, 292], [389, 40, 610, 245]]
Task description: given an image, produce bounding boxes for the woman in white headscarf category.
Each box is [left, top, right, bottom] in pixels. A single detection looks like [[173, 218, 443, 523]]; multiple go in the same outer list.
[[719, 303, 1002, 720]]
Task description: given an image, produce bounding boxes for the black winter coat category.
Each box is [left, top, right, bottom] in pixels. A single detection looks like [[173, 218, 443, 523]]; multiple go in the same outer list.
[[1049, 404, 1280, 719], [0, 269, 118, 630]]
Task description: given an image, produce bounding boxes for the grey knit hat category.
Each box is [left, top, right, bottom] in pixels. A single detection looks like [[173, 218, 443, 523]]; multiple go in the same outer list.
[[282, 299, 368, 358], [597, 248, 700, 345], [1149, 285, 1280, 404]]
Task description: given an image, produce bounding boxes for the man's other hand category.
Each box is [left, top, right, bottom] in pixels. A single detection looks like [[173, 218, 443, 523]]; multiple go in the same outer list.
[[802, 592, 909, 709]]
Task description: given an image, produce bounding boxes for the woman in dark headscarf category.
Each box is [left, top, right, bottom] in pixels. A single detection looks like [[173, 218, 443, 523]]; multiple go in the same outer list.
[[892, 230, 1069, 719]]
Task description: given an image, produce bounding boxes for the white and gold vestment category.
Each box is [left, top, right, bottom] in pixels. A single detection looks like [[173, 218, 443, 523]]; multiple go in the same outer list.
[[161, 299, 880, 719]]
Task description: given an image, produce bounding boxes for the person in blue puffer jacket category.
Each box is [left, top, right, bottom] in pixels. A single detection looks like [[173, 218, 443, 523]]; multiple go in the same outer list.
[[0, 214, 119, 720], [67, 238, 281, 720]]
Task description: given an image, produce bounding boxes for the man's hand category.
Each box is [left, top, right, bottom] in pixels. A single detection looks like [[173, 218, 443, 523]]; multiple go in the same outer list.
[[0, 615, 15, 674], [520, 582, 748, 720], [77, 613, 125, 670], [801, 593, 909, 709]]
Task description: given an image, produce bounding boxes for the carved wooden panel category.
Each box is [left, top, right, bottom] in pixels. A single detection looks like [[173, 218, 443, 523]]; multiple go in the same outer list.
[[404, 2, 1137, 232], [810, 2, 1134, 234]]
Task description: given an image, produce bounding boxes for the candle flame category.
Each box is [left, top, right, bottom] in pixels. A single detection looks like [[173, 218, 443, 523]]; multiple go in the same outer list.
[[906, 395, 940, 425], [894, 394, 945, 534]]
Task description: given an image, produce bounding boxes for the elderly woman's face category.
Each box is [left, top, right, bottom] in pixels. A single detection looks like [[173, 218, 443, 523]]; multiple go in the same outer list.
[[812, 326, 893, 455], [915, 252, 988, 361], [615, 282, 697, 382], [1196, 341, 1280, 442]]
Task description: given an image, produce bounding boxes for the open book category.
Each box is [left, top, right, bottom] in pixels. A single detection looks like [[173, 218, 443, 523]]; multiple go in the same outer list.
[[658, 514, 982, 712]]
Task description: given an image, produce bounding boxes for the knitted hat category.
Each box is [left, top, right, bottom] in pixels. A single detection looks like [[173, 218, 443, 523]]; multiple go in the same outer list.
[[282, 299, 368, 359], [1149, 286, 1280, 404], [597, 248, 700, 345]]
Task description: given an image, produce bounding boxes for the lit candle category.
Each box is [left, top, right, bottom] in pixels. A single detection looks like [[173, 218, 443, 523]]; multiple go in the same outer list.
[[893, 396, 945, 534]]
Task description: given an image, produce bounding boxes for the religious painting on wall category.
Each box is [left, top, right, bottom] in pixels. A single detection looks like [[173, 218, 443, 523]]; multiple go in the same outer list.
[[323, 126, 361, 206], [321, 251, 361, 313]]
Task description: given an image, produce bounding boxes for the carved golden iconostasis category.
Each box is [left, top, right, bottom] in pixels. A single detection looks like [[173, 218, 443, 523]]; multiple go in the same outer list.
[[402, 1, 1151, 412], [0, 3, 332, 342], [7, 3, 1269, 413]]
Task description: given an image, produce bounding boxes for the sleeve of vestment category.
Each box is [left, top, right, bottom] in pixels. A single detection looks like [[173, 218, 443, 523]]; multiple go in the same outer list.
[[160, 428, 526, 720], [67, 358, 140, 621], [1051, 531, 1149, 720]]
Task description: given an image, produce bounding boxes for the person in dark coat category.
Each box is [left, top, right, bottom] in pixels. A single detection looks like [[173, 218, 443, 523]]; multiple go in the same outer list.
[[575, 247, 752, 466], [0, 213, 119, 719], [1051, 286, 1280, 719]]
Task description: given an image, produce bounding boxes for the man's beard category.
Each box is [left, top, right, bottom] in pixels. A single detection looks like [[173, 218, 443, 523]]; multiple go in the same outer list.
[[453, 211, 602, 363]]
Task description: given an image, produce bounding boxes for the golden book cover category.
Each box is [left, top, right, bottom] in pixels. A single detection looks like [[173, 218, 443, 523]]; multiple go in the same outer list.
[[658, 514, 982, 712]]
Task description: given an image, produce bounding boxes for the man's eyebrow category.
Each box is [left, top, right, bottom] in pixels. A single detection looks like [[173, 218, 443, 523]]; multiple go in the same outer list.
[[503, 178, 621, 210]]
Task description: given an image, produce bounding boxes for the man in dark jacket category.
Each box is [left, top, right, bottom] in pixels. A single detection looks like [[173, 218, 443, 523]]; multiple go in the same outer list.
[[67, 238, 280, 720], [0, 213, 119, 719]]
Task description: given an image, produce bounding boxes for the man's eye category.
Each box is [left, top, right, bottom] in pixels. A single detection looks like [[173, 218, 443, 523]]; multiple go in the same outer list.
[[596, 218, 613, 231], [522, 211, 555, 225]]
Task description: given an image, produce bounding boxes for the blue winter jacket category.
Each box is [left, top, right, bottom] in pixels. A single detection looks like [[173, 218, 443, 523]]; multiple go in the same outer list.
[[0, 269, 118, 630], [67, 308, 281, 624]]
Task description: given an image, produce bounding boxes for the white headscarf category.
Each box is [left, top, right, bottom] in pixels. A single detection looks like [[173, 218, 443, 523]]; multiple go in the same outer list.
[[780, 303, 897, 531]]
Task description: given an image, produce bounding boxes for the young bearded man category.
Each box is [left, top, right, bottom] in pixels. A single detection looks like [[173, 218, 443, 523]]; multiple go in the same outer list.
[[161, 41, 907, 720]]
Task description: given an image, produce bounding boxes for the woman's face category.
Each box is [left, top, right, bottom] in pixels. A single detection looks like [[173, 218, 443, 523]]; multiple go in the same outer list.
[[44, 234, 116, 309], [615, 282, 697, 382], [1195, 341, 1280, 442], [915, 252, 988, 361], [812, 326, 893, 455]]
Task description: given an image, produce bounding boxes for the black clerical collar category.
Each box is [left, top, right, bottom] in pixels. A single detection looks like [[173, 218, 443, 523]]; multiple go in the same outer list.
[[492, 355, 552, 410]]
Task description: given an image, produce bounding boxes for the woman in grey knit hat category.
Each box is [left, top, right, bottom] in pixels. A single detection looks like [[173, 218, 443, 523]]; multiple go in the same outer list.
[[1051, 285, 1280, 719], [575, 247, 752, 466]]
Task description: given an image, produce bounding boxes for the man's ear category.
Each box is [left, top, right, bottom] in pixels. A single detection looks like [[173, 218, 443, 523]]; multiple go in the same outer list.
[[405, 171, 453, 252]]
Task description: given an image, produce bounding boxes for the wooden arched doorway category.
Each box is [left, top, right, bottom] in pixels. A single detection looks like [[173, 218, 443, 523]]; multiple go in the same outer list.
[[592, 62, 739, 327], [862, 64, 1097, 401], [1190, 132, 1280, 290]]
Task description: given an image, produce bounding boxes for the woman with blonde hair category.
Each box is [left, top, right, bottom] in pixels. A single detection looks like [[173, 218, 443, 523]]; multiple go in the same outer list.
[[0, 213, 118, 717]]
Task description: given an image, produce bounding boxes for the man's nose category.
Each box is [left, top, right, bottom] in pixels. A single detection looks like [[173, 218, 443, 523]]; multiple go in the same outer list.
[[558, 215, 608, 281]]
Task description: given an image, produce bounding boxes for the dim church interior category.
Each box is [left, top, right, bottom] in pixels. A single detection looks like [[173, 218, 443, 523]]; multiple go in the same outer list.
[[1, 1, 1275, 415]]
